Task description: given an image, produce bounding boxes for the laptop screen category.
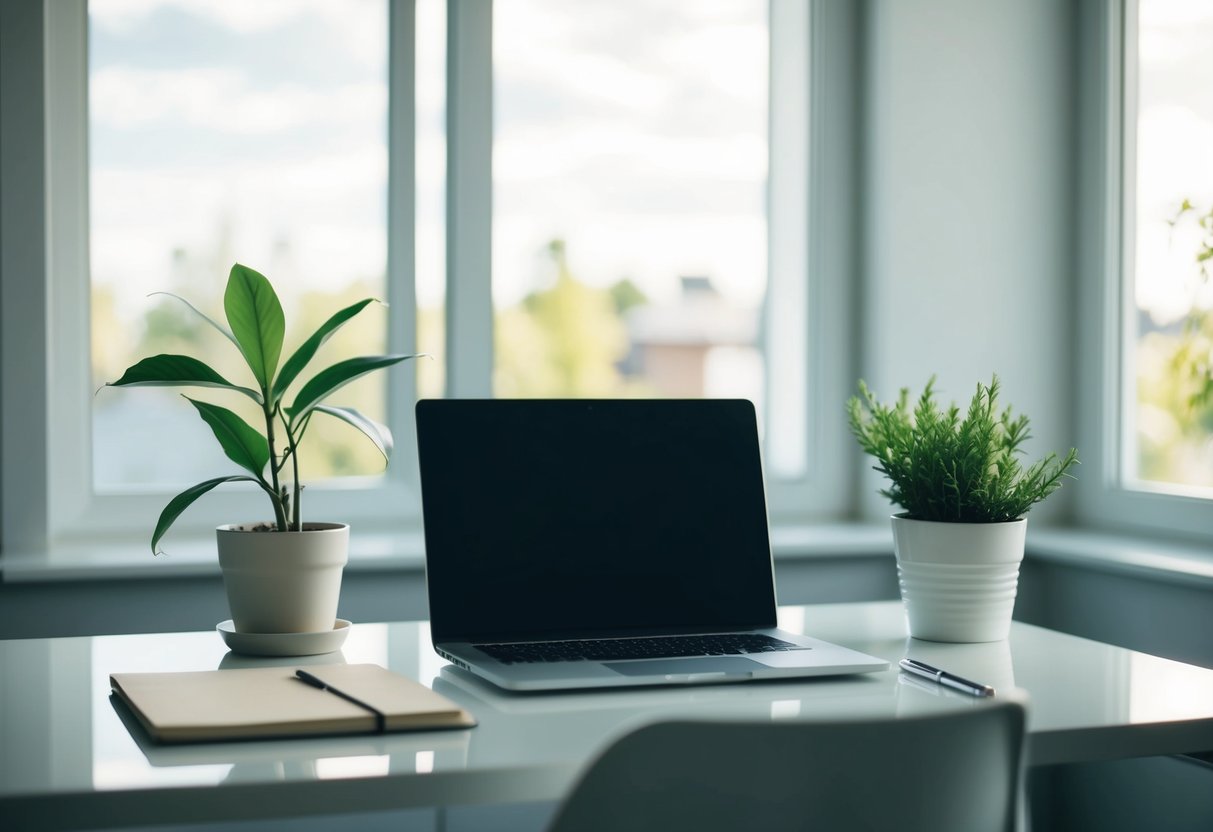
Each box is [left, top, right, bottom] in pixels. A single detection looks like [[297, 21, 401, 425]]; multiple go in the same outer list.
[[416, 399, 778, 643]]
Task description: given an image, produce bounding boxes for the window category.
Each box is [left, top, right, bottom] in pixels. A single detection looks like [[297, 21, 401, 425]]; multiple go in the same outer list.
[[1124, 0, 1213, 495], [1075, 0, 1213, 538], [88, 0, 392, 490], [31, 0, 423, 546], [1, 0, 859, 556]]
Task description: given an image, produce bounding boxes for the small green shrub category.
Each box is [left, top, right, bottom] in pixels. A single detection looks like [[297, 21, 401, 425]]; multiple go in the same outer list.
[[846, 376, 1078, 523]]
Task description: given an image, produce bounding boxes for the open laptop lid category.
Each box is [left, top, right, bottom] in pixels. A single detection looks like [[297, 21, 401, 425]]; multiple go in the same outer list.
[[416, 399, 778, 645]]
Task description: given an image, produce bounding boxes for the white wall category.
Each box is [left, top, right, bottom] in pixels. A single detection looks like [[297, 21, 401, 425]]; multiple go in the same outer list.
[[861, 0, 1076, 521]]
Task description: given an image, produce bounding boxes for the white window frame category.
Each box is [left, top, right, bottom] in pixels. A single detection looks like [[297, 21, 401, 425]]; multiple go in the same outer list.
[[1, 0, 860, 556], [1074, 0, 1213, 540], [4, 0, 422, 553]]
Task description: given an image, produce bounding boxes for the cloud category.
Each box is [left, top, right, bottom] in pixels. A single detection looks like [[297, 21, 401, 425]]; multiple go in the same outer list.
[[90, 144, 388, 314], [90, 66, 385, 135], [91, 0, 386, 72]]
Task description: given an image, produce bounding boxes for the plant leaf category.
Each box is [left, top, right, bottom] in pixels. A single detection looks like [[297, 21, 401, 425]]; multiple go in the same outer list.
[[313, 405, 394, 464], [271, 298, 377, 404], [184, 397, 271, 478], [147, 291, 241, 351], [107, 354, 262, 403], [224, 263, 285, 392], [288, 354, 420, 422], [151, 475, 260, 555]]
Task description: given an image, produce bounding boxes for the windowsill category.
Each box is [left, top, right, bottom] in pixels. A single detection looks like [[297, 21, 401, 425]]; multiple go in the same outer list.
[[0, 523, 896, 584], [0, 531, 429, 583], [3, 522, 1211, 590], [1024, 527, 1213, 589]]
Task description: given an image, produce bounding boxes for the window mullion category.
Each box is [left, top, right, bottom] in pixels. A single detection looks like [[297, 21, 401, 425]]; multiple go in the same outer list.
[[1117, 0, 1138, 489], [767, 0, 860, 521], [767, 0, 811, 481], [445, 0, 493, 398], [47, 0, 93, 539], [387, 0, 420, 485], [804, 0, 861, 516]]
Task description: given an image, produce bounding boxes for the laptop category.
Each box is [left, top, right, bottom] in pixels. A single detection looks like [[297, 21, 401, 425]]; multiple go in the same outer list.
[[415, 399, 888, 692]]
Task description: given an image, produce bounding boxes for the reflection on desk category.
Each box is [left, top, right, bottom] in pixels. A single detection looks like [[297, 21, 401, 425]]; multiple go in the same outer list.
[[2, 602, 1213, 832]]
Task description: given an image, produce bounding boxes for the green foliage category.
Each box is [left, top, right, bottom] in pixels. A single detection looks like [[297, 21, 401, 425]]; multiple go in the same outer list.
[[846, 376, 1079, 523], [608, 278, 648, 315], [497, 239, 639, 397], [1130, 201, 1213, 488], [107, 263, 419, 553], [1166, 201, 1213, 413]]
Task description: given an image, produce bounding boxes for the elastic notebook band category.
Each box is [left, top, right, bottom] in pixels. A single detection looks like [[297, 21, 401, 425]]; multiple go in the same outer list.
[[295, 670, 386, 734]]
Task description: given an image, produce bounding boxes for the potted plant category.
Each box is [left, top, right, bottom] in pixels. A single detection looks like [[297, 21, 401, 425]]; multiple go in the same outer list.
[[107, 263, 418, 644], [847, 376, 1078, 642]]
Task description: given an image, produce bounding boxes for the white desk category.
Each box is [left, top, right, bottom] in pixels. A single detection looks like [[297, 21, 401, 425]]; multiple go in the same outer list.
[[3, 602, 1213, 831]]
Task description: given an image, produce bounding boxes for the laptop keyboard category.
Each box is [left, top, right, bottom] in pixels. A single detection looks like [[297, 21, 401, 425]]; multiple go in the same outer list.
[[474, 633, 805, 665]]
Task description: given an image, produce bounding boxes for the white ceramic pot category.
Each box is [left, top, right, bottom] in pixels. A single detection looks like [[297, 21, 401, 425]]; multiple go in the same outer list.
[[216, 522, 349, 634], [891, 515, 1027, 643]]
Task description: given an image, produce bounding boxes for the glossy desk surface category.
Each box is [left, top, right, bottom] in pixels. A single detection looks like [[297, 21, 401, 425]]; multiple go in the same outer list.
[[3, 602, 1213, 830]]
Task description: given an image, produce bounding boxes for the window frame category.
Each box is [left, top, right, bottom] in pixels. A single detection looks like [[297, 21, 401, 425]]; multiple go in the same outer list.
[[1, 0, 860, 557], [6, 0, 423, 552], [1074, 0, 1213, 540]]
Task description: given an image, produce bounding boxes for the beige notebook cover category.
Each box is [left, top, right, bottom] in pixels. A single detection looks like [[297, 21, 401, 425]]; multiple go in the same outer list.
[[110, 663, 476, 743]]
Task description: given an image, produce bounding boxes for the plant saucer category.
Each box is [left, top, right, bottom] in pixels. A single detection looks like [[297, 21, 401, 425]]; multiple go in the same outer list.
[[217, 619, 350, 657]]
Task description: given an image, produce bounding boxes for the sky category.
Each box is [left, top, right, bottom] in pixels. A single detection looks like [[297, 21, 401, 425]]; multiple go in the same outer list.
[[89, 0, 767, 322], [89, 0, 389, 323], [89, 0, 1210, 321]]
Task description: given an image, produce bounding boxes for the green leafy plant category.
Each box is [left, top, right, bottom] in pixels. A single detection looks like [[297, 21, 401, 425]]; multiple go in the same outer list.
[[107, 263, 420, 553], [846, 376, 1078, 522]]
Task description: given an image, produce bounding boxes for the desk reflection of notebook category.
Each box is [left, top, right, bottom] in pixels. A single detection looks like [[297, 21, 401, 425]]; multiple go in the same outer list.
[[415, 399, 888, 692]]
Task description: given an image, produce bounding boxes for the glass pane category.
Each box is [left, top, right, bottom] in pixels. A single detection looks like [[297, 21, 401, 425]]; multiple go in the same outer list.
[[89, 0, 390, 489], [1130, 0, 1213, 493], [492, 0, 767, 404]]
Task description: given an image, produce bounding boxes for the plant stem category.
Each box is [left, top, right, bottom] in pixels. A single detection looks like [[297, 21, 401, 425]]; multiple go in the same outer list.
[[284, 412, 303, 531], [263, 401, 288, 530]]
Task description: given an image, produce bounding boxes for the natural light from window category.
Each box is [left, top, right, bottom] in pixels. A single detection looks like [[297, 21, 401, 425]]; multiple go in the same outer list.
[[491, 0, 768, 408], [1129, 0, 1213, 494], [88, 0, 390, 490]]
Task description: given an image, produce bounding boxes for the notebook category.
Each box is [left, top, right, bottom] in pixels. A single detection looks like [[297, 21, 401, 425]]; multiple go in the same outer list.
[[415, 399, 888, 692], [110, 663, 475, 743]]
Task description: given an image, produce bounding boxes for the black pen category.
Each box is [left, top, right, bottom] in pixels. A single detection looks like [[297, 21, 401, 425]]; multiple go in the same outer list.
[[295, 669, 387, 732], [898, 658, 995, 697]]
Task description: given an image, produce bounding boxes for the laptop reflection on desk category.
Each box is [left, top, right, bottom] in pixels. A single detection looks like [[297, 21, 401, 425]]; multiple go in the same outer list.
[[415, 399, 888, 692]]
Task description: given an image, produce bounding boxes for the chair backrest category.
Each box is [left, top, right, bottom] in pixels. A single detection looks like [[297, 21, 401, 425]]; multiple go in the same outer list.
[[547, 699, 1026, 832]]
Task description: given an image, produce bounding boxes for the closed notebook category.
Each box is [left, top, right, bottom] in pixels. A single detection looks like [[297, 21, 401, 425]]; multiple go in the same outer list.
[[110, 663, 476, 743]]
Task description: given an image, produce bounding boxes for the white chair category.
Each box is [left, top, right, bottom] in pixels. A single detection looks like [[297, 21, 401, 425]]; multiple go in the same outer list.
[[547, 699, 1027, 832]]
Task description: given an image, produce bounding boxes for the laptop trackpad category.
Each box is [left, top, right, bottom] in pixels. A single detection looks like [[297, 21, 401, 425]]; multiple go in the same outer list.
[[604, 657, 767, 677]]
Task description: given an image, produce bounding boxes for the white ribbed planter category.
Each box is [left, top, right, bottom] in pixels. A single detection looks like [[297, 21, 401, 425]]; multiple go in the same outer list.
[[216, 522, 349, 634], [891, 515, 1026, 643]]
